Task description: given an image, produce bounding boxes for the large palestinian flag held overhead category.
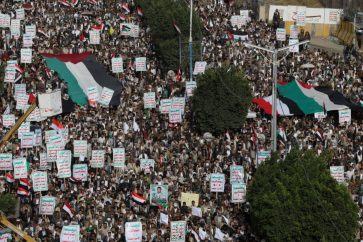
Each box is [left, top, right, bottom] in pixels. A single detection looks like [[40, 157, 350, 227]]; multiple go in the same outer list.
[[42, 53, 122, 106]]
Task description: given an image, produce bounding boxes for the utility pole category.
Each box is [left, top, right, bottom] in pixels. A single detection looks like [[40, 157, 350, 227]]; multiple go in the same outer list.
[[245, 40, 309, 152], [189, 0, 193, 82]]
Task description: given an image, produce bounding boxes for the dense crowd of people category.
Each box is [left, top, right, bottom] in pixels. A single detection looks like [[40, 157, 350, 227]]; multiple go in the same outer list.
[[0, 0, 363, 241]]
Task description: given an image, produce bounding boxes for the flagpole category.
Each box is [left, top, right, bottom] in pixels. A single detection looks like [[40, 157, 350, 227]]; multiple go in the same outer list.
[[179, 34, 182, 67], [189, 0, 193, 82]]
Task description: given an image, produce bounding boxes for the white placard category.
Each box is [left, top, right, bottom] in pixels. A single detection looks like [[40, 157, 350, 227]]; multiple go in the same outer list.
[[0, 153, 13, 170], [13, 158, 28, 179], [140, 159, 155, 173], [98, 87, 114, 106], [39, 153, 49, 170], [290, 25, 298, 39], [143, 92, 156, 109], [73, 164, 88, 181], [47, 144, 61, 162], [193, 61, 207, 75], [57, 150, 72, 163], [2, 114, 15, 127], [339, 109, 351, 125], [4, 67, 16, 83], [169, 108, 182, 123], [330, 166, 345, 183], [112, 57, 124, 73], [314, 112, 327, 119], [160, 99, 172, 114], [20, 49, 32, 63], [170, 221, 186, 242], [210, 173, 225, 192], [45, 130, 57, 144], [125, 222, 142, 242], [34, 129, 42, 147], [257, 150, 271, 166], [91, 150, 105, 168], [0, 14, 11, 28], [16, 95, 28, 110], [25, 25, 36, 38], [73, 140, 87, 158], [60, 225, 80, 242], [89, 30, 100, 44], [230, 165, 244, 184], [171, 97, 185, 114], [231, 183, 246, 203], [230, 15, 245, 28], [16, 8, 25, 20], [56, 159, 71, 178], [39, 196, 56, 215], [289, 38, 299, 53], [18, 122, 30, 139], [31, 171, 48, 192], [113, 148, 125, 168], [11, 19, 21, 37], [186, 81, 197, 97], [276, 28, 286, 41], [135, 57, 146, 72], [21, 132, 34, 148], [120, 23, 140, 37], [23, 33, 33, 47], [296, 7, 306, 26]]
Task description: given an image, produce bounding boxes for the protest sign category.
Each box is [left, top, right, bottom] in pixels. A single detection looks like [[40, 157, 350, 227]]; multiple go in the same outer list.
[[89, 30, 100, 44], [150, 184, 168, 208], [289, 38, 299, 53], [113, 148, 125, 168], [73, 140, 87, 157], [15, 84, 26, 98], [140, 159, 155, 173], [60, 225, 80, 242], [4, 67, 16, 82], [91, 150, 105, 168], [2, 114, 15, 127], [231, 183, 246, 203], [11, 19, 21, 37], [47, 144, 60, 162], [25, 25, 36, 38], [120, 23, 140, 37], [296, 7, 306, 26], [125, 222, 142, 242], [339, 109, 351, 125], [0, 153, 12, 170], [290, 25, 298, 39], [257, 150, 271, 166], [56, 159, 71, 178], [160, 213, 168, 225], [49, 134, 64, 148], [160, 99, 172, 114], [143, 92, 156, 109], [112, 57, 123, 73], [20, 48, 32, 63], [16, 8, 25, 20], [34, 129, 42, 147], [330, 166, 345, 183], [186, 81, 197, 97], [276, 28, 286, 41], [98, 87, 114, 106], [170, 221, 186, 242], [27, 107, 46, 122], [13, 158, 27, 179], [31, 171, 48, 192], [0, 233, 12, 241], [39, 196, 56, 215], [230, 15, 244, 28], [314, 111, 327, 119], [16, 95, 28, 110], [18, 122, 30, 139], [171, 97, 185, 114], [181, 192, 199, 207], [21, 132, 34, 148], [230, 165, 244, 184], [193, 61, 207, 75], [0, 14, 10, 28], [45, 130, 57, 143], [135, 57, 146, 72], [73, 164, 88, 181], [210, 173, 225, 192], [39, 153, 49, 170], [169, 108, 182, 123], [38, 90, 63, 117], [23, 33, 33, 47], [57, 150, 72, 163], [59, 128, 69, 142], [192, 207, 202, 217]]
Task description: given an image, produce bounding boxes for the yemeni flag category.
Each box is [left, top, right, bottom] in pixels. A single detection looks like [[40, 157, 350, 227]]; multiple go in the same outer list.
[[136, 7, 143, 17], [42, 53, 122, 106], [63, 202, 74, 217], [28, 93, 37, 104], [37, 28, 49, 38], [51, 119, 65, 131], [72, 0, 79, 6], [120, 14, 126, 21], [6, 173, 15, 183], [17, 187, 30, 196], [88, 0, 98, 4], [15, 64, 24, 74], [131, 192, 146, 205], [59, 0, 71, 6], [122, 2, 130, 13], [20, 178, 31, 188], [175, 67, 181, 81]]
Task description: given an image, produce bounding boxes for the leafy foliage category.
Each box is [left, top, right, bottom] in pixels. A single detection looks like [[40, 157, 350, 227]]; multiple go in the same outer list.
[[0, 193, 17, 215], [248, 150, 359, 242], [191, 66, 252, 134], [136, 0, 202, 71]]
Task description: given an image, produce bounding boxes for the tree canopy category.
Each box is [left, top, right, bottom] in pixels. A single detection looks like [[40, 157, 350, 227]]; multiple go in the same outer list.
[[191, 66, 252, 135], [248, 150, 359, 242], [0, 193, 16, 216], [136, 0, 202, 71]]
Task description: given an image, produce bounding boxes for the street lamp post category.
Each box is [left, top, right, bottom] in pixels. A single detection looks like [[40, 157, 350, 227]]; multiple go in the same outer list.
[[245, 40, 310, 152], [189, 0, 193, 82]]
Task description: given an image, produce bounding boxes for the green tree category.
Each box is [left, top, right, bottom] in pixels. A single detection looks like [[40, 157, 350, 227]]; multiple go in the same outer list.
[[0, 193, 17, 215], [191, 66, 252, 134], [136, 0, 202, 71], [248, 150, 359, 242]]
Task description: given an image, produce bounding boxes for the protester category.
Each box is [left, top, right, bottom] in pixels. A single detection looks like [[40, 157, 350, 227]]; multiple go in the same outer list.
[[0, 0, 363, 241]]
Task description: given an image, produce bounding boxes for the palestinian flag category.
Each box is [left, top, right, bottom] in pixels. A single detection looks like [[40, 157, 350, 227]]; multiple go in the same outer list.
[[17, 187, 30, 196], [252, 95, 304, 116], [121, 24, 131, 33], [131, 192, 146, 204], [42, 53, 122, 106], [63, 201, 74, 217], [6, 173, 15, 183]]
